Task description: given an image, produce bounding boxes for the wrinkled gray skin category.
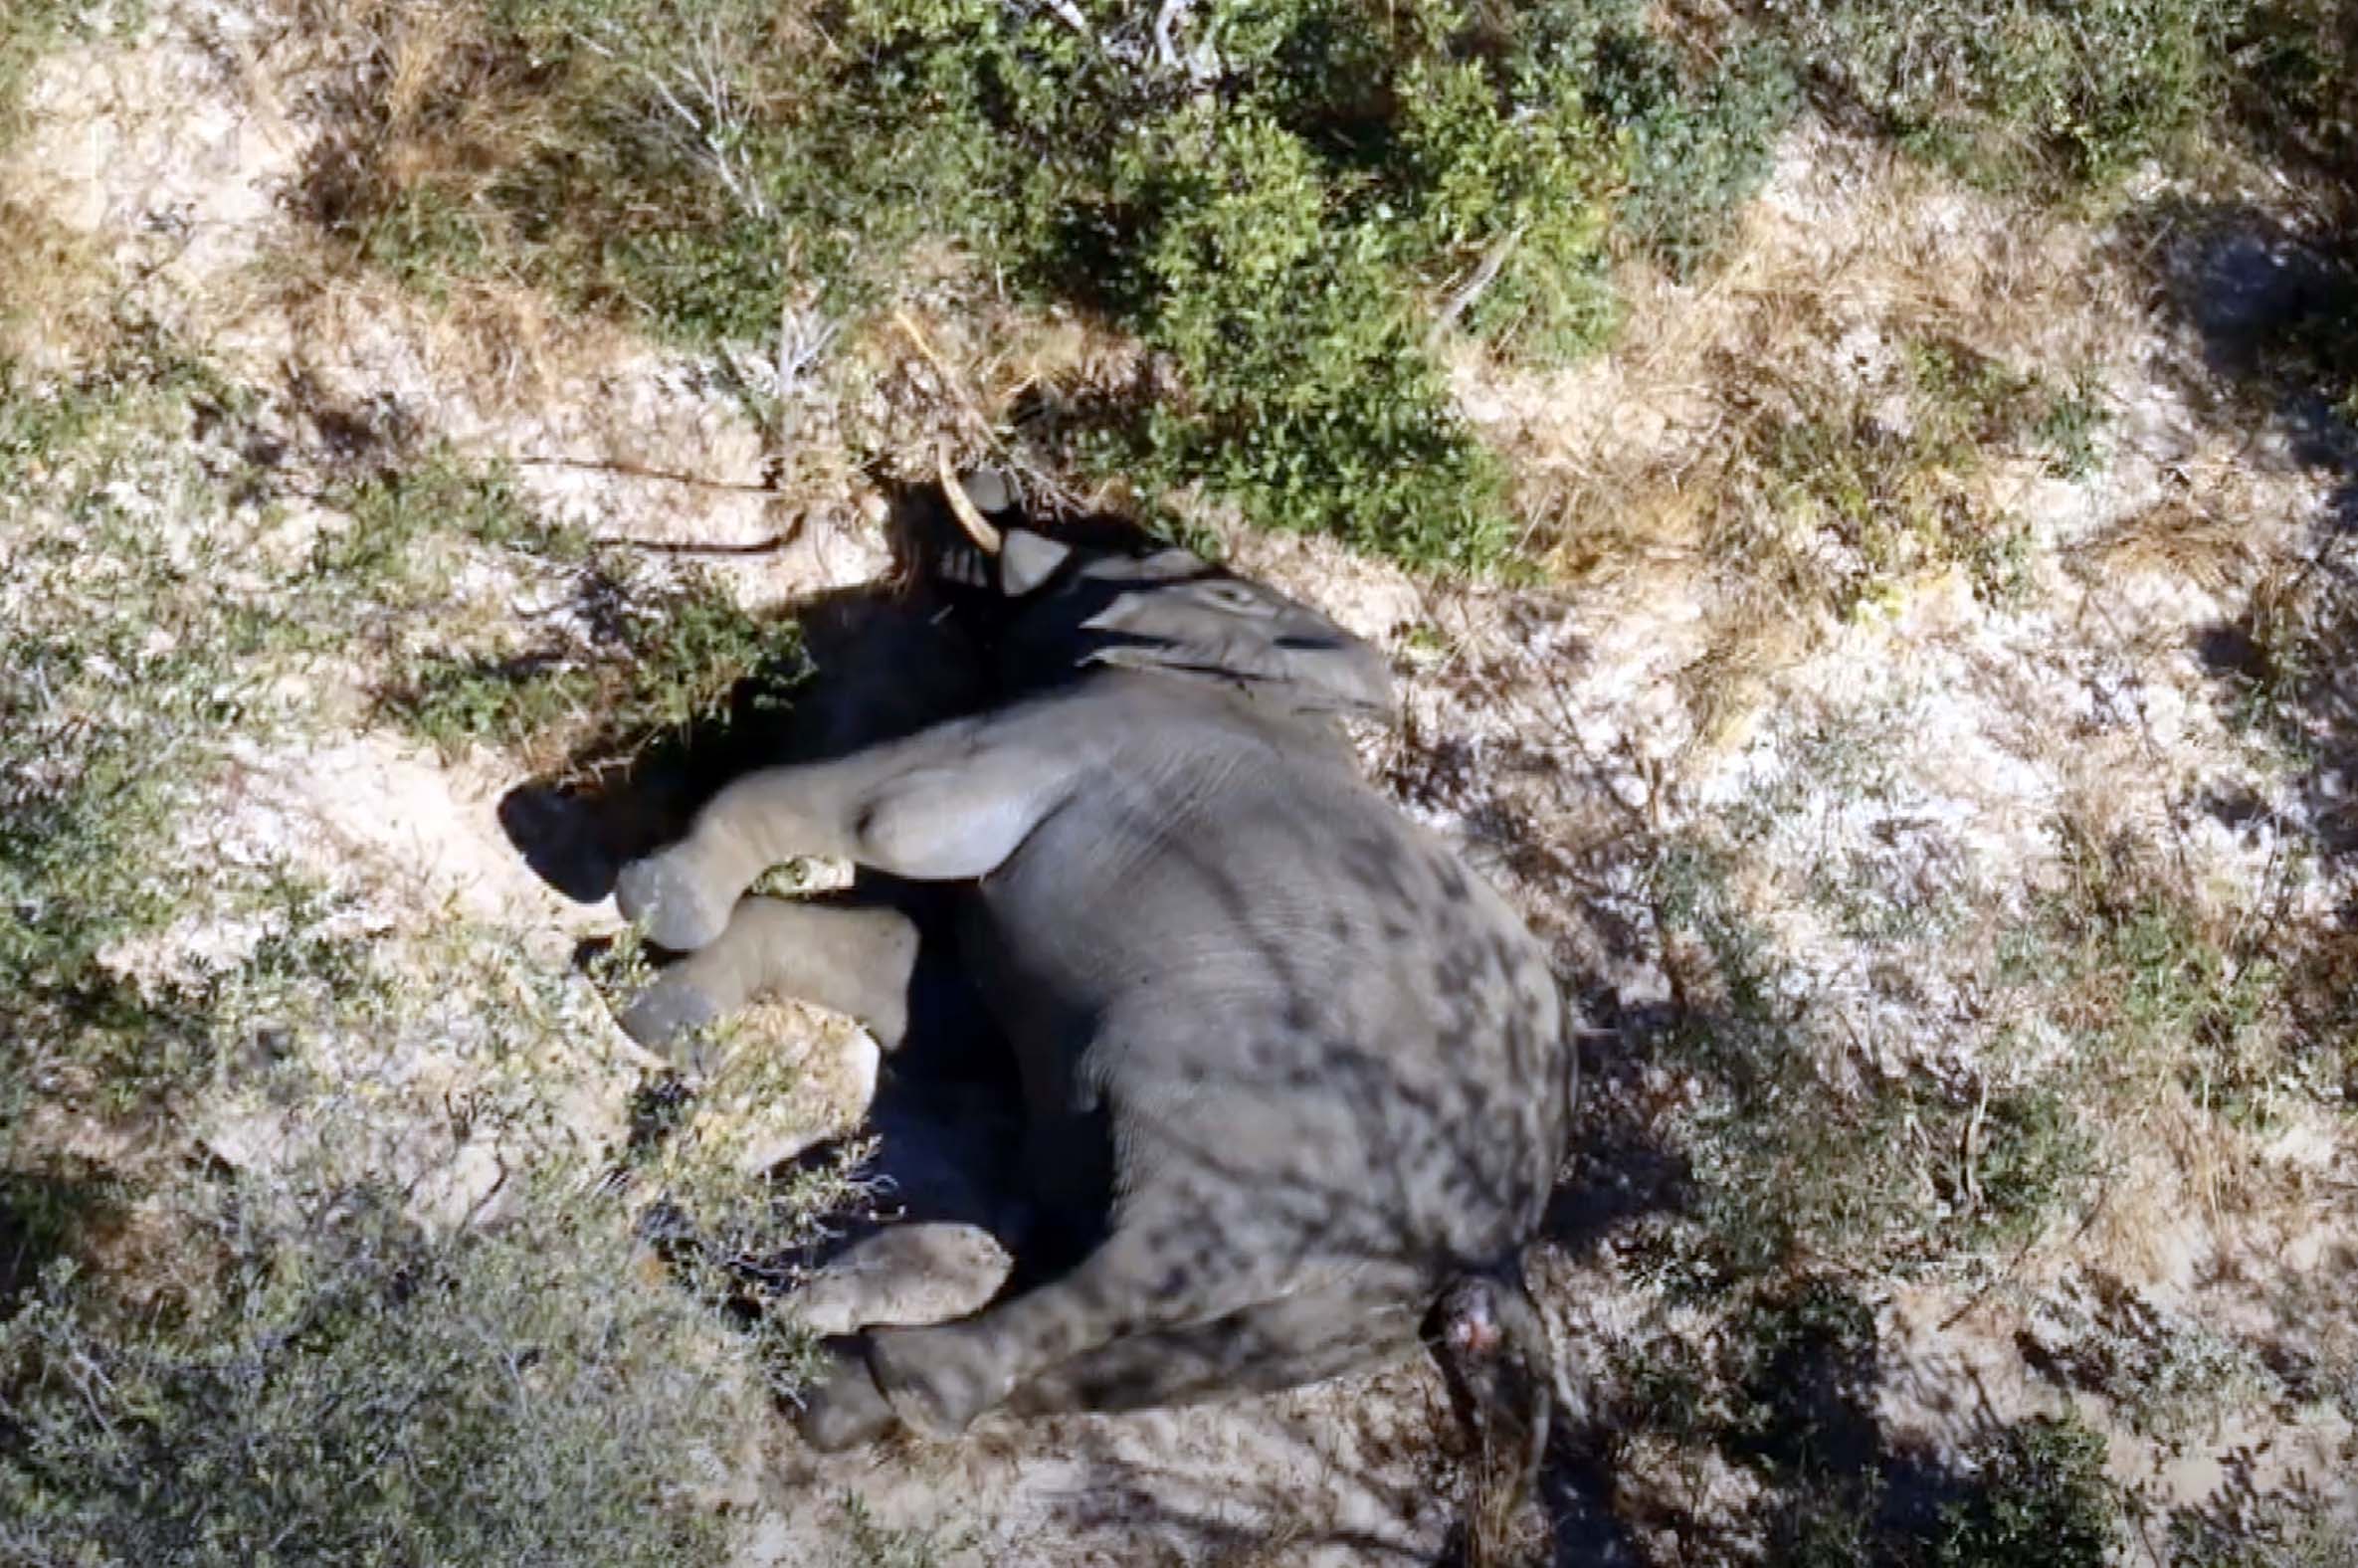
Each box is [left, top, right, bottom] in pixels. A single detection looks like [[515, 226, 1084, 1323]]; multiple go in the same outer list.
[[613, 526, 1574, 1450]]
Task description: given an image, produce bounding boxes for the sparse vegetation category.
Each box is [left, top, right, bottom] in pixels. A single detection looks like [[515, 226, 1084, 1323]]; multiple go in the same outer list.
[[1645, 833, 2092, 1290], [2025, 1278, 2277, 1441], [2026, 825, 2309, 1121], [0, 1179, 758, 1567], [3, 338, 296, 1129], [1724, 340, 2107, 618], [10, 0, 2358, 1560], [2168, 1489, 2358, 1568], [342, 450, 807, 767], [1, 338, 846, 1566], [1602, 1285, 2123, 1566]]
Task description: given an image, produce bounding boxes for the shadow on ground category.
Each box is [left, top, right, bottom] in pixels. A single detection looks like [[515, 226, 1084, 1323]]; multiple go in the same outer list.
[[0, 1172, 116, 1315]]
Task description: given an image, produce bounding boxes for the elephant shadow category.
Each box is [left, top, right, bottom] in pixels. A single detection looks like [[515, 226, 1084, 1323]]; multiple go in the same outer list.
[[501, 479, 1162, 1284]]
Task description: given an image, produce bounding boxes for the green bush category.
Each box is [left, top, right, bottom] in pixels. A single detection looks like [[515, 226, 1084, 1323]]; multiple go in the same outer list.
[[1587, 28, 1797, 274], [1606, 1289, 2123, 1568], [0, 1181, 760, 1567], [309, 0, 1815, 568], [1776, 0, 2240, 190], [1107, 102, 1515, 565], [1932, 1416, 2120, 1568]]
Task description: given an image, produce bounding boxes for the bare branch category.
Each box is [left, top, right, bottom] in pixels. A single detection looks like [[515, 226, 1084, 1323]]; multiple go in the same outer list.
[[1429, 225, 1526, 345]]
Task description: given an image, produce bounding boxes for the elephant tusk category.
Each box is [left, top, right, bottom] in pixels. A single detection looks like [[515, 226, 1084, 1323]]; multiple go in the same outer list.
[[937, 446, 1002, 554]]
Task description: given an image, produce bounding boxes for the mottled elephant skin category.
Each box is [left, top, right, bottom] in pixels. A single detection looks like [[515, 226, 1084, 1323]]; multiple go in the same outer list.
[[613, 517, 1576, 1449]]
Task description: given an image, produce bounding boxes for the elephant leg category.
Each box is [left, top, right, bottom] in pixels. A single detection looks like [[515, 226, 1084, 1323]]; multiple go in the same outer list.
[[1005, 1281, 1423, 1417], [617, 894, 920, 1071], [614, 709, 1086, 951], [836, 1218, 1285, 1444], [794, 1265, 1424, 1450]]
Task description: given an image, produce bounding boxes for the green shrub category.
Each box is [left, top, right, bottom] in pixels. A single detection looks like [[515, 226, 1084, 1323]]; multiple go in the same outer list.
[[1105, 103, 1515, 565], [317, 445, 586, 588], [1587, 28, 1797, 274], [1776, 0, 2240, 190], [1391, 53, 1620, 358], [0, 1180, 760, 1567], [1606, 1286, 2123, 1568], [308, 0, 1803, 568], [1933, 1415, 2120, 1568], [2226, 0, 2358, 161], [0, 346, 285, 1128], [0, 333, 842, 1568]]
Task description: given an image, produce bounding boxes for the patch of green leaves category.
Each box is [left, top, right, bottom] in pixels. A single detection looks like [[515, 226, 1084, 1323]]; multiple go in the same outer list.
[[1645, 841, 2091, 1289], [319, 445, 586, 590], [1932, 1416, 2121, 1568], [1586, 24, 1798, 275], [1777, 0, 2240, 191], [388, 573, 805, 764], [327, 449, 807, 764], [0, 1179, 756, 1567], [1102, 103, 1516, 565]]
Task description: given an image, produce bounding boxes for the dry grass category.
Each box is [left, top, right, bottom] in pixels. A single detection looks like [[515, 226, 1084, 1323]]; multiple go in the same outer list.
[[0, 198, 110, 367], [1464, 134, 2148, 770], [300, 0, 550, 237], [2064, 493, 2261, 591], [833, 297, 1144, 491], [272, 266, 617, 423]]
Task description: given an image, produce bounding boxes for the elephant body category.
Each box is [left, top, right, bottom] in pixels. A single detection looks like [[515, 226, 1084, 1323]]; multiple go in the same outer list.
[[614, 519, 1574, 1447]]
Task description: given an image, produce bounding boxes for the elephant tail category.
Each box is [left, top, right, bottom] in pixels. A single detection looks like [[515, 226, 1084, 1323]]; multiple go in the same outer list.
[[1429, 1257, 1574, 1516]]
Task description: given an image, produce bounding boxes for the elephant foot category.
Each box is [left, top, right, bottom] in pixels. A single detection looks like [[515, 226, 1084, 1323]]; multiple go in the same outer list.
[[795, 1341, 902, 1453], [785, 1223, 1016, 1338], [615, 974, 724, 1072], [867, 1324, 1009, 1442], [614, 849, 731, 951]]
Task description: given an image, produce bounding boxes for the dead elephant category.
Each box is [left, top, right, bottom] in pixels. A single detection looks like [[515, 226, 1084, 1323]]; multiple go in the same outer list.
[[612, 489, 1577, 1451]]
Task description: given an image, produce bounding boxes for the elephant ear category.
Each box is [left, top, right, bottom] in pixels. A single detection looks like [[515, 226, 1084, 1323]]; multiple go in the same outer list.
[[1077, 577, 1396, 718]]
